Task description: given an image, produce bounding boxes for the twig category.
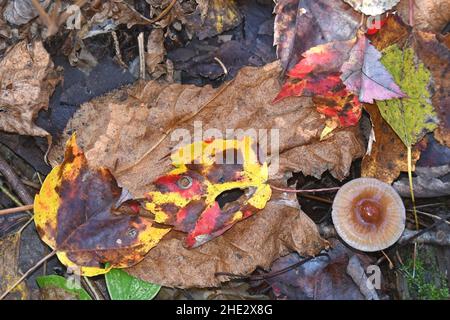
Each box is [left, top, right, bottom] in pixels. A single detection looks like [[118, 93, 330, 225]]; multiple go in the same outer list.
[[17, 217, 33, 235], [270, 185, 340, 194], [82, 276, 103, 300], [0, 155, 33, 204], [0, 204, 34, 216], [112, 31, 127, 69], [0, 250, 56, 300], [298, 194, 333, 204], [408, 209, 450, 226], [138, 32, 145, 80], [214, 57, 228, 76], [0, 184, 24, 208]]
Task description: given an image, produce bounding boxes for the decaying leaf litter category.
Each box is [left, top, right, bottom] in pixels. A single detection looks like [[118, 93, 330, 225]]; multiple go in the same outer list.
[[0, 0, 449, 300]]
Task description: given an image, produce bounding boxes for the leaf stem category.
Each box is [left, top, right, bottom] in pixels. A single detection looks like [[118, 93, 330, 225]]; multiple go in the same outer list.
[[270, 185, 340, 194]]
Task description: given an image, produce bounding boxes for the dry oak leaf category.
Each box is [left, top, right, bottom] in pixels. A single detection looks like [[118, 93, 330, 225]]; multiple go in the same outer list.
[[412, 31, 450, 148], [34, 135, 170, 277], [361, 103, 420, 184], [128, 194, 327, 288], [49, 61, 365, 196], [343, 0, 400, 16], [0, 40, 59, 137], [397, 0, 450, 33], [274, 0, 360, 71]]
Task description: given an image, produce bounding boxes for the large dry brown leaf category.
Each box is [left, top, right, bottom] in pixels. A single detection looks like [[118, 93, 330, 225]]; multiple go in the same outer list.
[[128, 195, 327, 288], [413, 31, 450, 148], [49, 61, 365, 196], [397, 0, 450, 32], [0, 40, 59, 137], [361, 104, 420, 184]]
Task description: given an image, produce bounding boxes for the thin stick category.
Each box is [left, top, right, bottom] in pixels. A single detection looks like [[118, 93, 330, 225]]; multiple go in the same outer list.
[[0, 154, 33, 204], [408, 209, 450, 226], [214, 57, 228, 76], [381, 250, 394, 269], [0, 184, 24, 208], [138, 32, 145, 80], [0, 204, 34, 216], [112, 31, 127, 69], [82, 277, 102, 300], [299, 194, 333, 204], [0, 250, 56, 300], [17, 217, 33, 234], [270, 185, 340, 194]]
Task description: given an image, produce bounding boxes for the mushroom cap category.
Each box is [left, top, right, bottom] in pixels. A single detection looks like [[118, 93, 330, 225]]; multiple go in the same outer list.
[[332, 177, 405, 252]]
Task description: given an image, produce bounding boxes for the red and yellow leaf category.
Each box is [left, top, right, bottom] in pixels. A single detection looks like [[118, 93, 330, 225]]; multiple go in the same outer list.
[[145, 137, 272, 248]]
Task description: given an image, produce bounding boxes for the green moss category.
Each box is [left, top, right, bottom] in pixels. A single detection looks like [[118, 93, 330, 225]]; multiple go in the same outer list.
[[400, 257, 449, 300], [377, 45, 438, 147]]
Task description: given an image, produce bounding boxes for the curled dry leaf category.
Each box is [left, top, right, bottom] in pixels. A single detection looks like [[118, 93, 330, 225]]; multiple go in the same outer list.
[[0, 41, 60, 137], [129, 194, 327, 288], [343, 0, 400, 16], [274, 0, 360, 71], [34, 135, 170, 276], [362, 104, 420, 184], [397, 0, 450, 32], [0, 233, 29, 300]]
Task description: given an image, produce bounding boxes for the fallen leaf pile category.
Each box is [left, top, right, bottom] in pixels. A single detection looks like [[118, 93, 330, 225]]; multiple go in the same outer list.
[[45, 61, 364, 287], [1, 0, 449, 299]]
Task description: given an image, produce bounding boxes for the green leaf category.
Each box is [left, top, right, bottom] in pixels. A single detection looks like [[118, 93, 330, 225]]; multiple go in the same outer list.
[[36, 275, 92, 300], [105, 268, 161, 300], [376, 45, 438, 147]]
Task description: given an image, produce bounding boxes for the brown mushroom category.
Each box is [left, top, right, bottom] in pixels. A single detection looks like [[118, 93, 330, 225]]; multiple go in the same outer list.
[[332, 177, 405, 252]]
